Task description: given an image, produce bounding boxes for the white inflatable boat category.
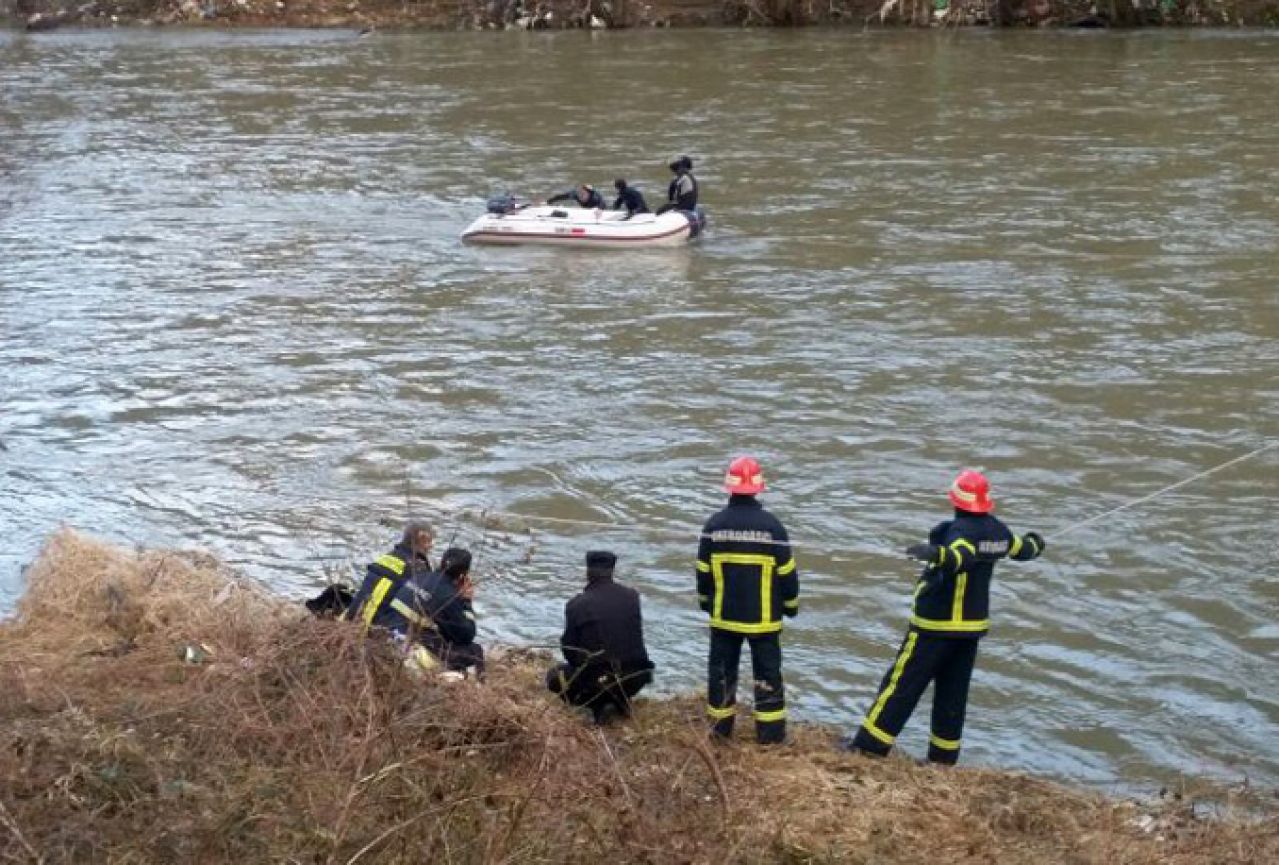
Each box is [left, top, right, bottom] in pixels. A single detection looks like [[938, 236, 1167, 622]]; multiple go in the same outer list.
[[461, 197, 706, 249]]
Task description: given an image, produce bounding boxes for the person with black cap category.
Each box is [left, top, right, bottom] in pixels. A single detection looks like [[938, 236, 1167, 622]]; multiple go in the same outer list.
[[373, 546, 485, 676], [546, 184, 605, 209], [612, 178, 649, 219], [546, 551, 655, 724], [656, 155, 698, 215]]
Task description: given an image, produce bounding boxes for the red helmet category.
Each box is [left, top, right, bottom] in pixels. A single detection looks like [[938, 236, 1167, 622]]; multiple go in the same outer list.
[[948, 469, 994, 514], [724, 456, 765, 495]]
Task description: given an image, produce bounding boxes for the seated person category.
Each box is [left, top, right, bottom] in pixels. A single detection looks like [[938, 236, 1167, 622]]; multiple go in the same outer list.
[[612, 178, 649, 219], [546, 551, 654, 724], [344, 521, 434, 628], [547, 184, 605, 209], [373, 547, 484, 676], [656, 156, 698, 215]]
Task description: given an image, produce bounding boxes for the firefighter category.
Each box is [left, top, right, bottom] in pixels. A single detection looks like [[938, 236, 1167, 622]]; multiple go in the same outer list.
[[546, 551, 655, 724], [697, 456, 799, 745], [373, 547, 485, 675], [844, 470, 1045, 764], [344, 521, 434, 629], [656, 156, 698, 215]]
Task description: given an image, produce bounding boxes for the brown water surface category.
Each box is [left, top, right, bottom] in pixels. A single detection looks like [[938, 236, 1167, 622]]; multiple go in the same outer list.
[[2, 27, 1276, 788]]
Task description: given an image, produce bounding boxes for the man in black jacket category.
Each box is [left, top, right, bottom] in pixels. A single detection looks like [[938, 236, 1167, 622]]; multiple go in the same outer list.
[[612, 178, 649, 219], [546, 184, 605, 209], [373, 546, 484, 675], [843, 470, 1044, 764], [698, 456, 799, 745], [546, 551, 654, 724], [344, 522, 434, 629]]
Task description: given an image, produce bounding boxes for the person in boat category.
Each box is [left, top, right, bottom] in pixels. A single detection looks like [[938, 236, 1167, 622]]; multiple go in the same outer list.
[[656, 155, 698, 215], [612, 178, 649, 219], [344, 521, 435, 629], [699, 456, 799, 745], [546, 184, 605, 209], [546, 551, 655, 724], [373, 546, 485, 676], [842, 471, 1045, 765]]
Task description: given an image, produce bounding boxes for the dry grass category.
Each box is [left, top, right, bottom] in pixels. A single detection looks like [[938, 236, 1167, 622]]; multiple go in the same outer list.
[[1, 530, 1275, 864]]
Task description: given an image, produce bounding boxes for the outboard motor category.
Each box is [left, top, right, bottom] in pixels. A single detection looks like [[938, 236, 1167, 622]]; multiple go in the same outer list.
[[486, 192, 520, 215]]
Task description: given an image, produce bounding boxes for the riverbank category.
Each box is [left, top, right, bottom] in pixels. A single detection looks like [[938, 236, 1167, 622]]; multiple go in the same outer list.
[[5, 0, 1279, 31], [1, 530, 1275, 863]]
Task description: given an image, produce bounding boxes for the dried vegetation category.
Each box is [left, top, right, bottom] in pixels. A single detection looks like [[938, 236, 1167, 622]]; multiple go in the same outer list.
[[1, 529, 1276, 863]]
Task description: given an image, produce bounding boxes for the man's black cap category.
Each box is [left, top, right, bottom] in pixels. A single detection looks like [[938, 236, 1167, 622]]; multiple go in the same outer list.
[[586, 550, 617, 578]]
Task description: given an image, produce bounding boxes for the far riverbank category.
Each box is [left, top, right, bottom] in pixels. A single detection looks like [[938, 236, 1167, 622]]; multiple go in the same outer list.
[[6, 0, 1278, 33]]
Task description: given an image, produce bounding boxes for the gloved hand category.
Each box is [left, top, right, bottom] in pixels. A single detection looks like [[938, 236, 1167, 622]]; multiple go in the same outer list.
[[1025, 532, 1045, 554], [905, 543, 939, 564]]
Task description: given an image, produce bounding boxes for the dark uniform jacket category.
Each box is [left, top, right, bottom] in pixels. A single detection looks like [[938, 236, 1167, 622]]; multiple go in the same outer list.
[[696, 495, 799, 634], [910, 512, 1043, 637], [346, 544, 432, 628], [613, 186, 649, 217], [548, 188, 605, 209], [373, 568, 477, 647], [561, 577, 654, 678]]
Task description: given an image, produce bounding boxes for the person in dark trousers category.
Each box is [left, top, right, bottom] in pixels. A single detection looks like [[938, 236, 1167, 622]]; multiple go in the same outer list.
[[344, 521, 434, 629], [612, 178, 649, 219], [698, 456, 799, 745], [656, 155, 698, 214], [547, 551, 655, 724], [373, 546, 485, 675], [547, 184, 605, 209], [844, 470, 1045, 764]]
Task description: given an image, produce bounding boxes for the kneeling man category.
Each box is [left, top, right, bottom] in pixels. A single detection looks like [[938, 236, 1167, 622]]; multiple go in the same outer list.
[[547, 551, 654, 723]]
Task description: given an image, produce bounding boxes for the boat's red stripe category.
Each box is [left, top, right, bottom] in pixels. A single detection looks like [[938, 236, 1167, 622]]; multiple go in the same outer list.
[[464, 222, 691, 243]]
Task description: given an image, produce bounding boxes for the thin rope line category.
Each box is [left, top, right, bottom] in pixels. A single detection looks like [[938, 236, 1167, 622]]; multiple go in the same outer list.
[[1049, 441, 1277, 540]]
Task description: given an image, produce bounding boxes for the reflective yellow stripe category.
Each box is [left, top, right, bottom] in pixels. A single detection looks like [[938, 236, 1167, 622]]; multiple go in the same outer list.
[[1026, 534, 1041, 556], [696, 560, 711, 573], [860, 719, 896, 746], [930, 734, 961, 751], [375, 554, 406, 576], [776, 558, 796, 576], [712, 563, 724, 620], [866, 632, 917, 727], [710, 553, 776, 629], [937, 546, 949, 568], [709, 618, 784, 635], [388, 598, 426, 626], [951, 571, 968, 621], [362, 577, 394, 627], [909, 615, 989, 633], [783, 598, 799, 610], [753, 707, 786, 722], [949, 539, 976, 560], [760, 559, 774, 624], [1009, 535, 1024, 557], [707, 704, 737, 720]]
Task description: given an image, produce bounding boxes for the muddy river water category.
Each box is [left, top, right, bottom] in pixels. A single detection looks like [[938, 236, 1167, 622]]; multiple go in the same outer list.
[[2, 26, 1276, 789]]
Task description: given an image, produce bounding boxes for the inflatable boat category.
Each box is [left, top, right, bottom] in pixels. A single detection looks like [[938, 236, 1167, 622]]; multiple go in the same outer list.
[[461, 196, 706, 249]]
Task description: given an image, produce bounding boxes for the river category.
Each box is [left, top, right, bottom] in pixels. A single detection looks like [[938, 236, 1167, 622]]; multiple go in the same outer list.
[[1, 26, 1276, 790]]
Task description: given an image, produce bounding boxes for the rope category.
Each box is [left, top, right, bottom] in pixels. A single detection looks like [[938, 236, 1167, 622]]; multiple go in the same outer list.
[[1048, 440, 1277, 540]]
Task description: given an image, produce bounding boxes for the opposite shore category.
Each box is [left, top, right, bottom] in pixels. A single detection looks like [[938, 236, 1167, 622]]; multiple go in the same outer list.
[[1, 530, 1275, 863], [6, 0, 1278, 34]]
